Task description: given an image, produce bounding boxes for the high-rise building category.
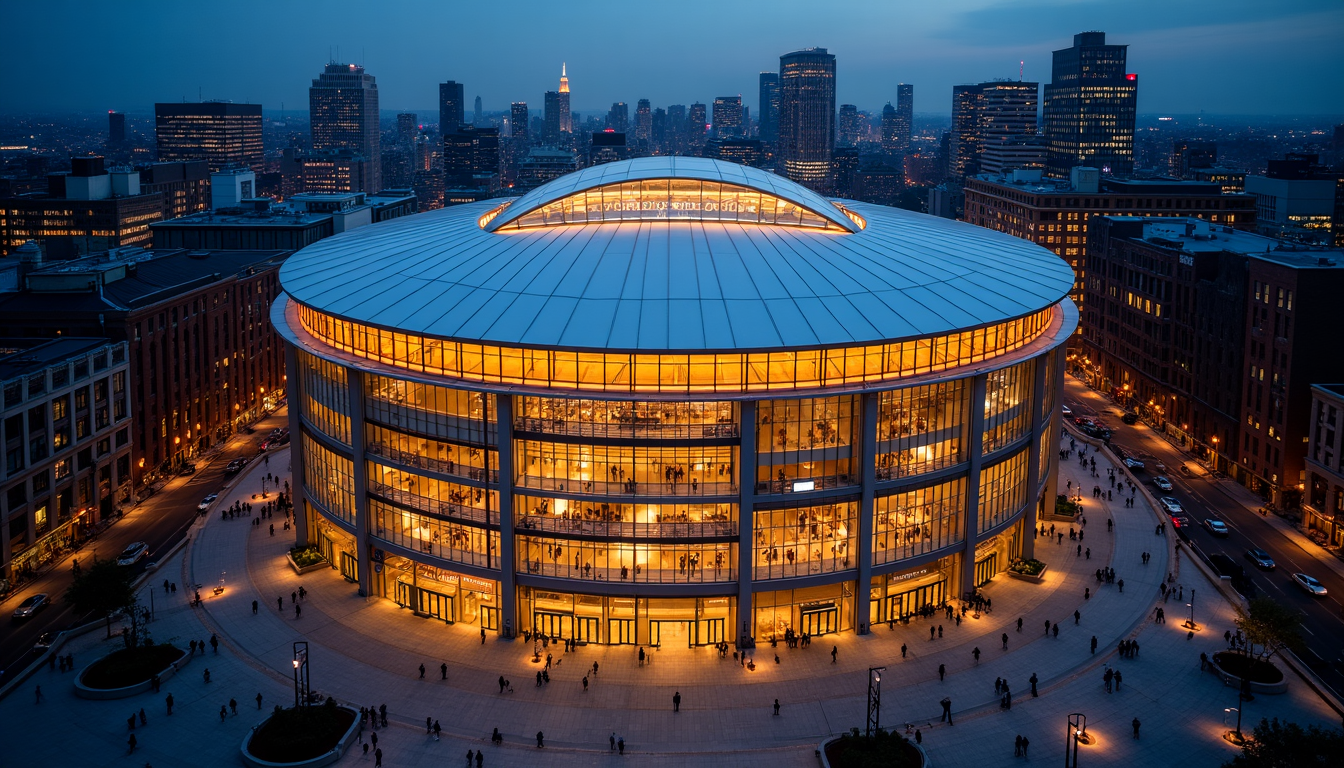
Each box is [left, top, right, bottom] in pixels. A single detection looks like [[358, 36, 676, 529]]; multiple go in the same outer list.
[[440, 81, 465, 132], [607, 102, 629, 134], [688, 103, 708, 151], [544, 92, 561, 142], [154, 102, 263, 172], [667, 104, 686, 155], [511, 102, 530, 143], [837, 104, 861, 147], [397, 113, 418, 146], [894, 84, 913, 152], [651, 108, 667, 154], [474, 96, 483, 126], [108, 111, 126, 145], [880, 103, 899, 155], [444, 126, 501, 187], [309, 63, 381, 192], [1171, 140, 1217, 177], [0, 157, 162, 257], [949, 85, 983, 179], [712, 96, 744, 139], [558, 64, 572, 134], [139, 160, 211, 219], [589, 131, 628, 167], [758, 72, 780, 143], [1043, 32, 1137, 177], [777, 47, 836, 192], [635, 99, 652, 147], [951, 81, 1039, 178]]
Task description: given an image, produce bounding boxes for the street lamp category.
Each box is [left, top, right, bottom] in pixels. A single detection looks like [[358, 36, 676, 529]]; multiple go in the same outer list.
[[1065, 712, 1089, 767], [292, 641, 310, 708], [1184, 588, 1197, 630], [866, 666, 886, 737]]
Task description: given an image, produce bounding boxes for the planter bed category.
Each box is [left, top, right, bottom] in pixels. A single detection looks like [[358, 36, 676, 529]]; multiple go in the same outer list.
[[288, 548, 328, 575], [75, 644, 186, 700], [822, 730, 924, 768], [1006, 568, 1047, 584], [242, 702, 359, 768], [1211, 651, 1288, 694]]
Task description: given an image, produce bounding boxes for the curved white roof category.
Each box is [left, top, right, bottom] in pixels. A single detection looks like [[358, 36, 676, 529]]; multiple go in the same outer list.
[[487, 157, 859, 233], [280, 164, 1075, 353]]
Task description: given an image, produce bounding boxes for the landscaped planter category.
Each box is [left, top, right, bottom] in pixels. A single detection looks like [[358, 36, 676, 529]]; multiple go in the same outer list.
[[1211, 652, 1289, 695], [1006, 567, 1048, 584], [1005, 559, 1048, 583], [819, 730, 926, 768], [74, 645, 188, 700], [241, 703, 360, 768], [287, 547, 328, 575]]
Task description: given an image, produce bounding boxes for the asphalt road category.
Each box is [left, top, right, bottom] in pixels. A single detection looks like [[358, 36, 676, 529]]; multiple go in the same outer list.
[[0, 407, 289, 684], [1063, 378, 1344, 701]]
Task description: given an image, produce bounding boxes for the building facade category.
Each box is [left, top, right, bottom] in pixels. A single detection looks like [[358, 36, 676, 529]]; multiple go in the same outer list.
[[1304, 384, 1344, 547], [713, 97, 744, 140], [2, 339, 133, 582], [154, 102, 263, 172], [440, 82, 465, 132], [276, 158, 1074, 646], [777, 48, 836, 192], [1042, 32, 1136, 177], [309, 63, 381, 192], [0, 157, 163, 257], [758, 72, 780, 144]]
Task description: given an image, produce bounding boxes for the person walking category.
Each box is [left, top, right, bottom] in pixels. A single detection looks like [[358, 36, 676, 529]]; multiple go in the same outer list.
[[1021, 736, 1029, 757], [256, 693, 263, 709], [1001, 632, 1009, 650], [127, 734, 137, 755], [1132, 717, 1141, 738], [831, 645, 838, 664], [278, 596, 283, 611], [1015, 734, 1023, 757], [433, 720, 441, 741], [166, 693, 175, 715], [618, 736, 625, 755], [210, 634, 219, 654], [940, 697, 953, 725], [220, 705, 228, 722], [673, 691, 681, 712], [375, 747, 383, 767], [441, 663, 448, 680], [972, 646, 981, 664], [1091, 635, 1098, 654], [1016, 617, 1023, 632], [419, 663, 426, 679], [229, 698, 238, 715], [252, 600, 258, 615], [773, 698, 781, 716], [295, 603, 302, 619], [901, 643, 907, 658], [938, 663, 946, 681], [1114, 670, 1123, 690], [536, 731, 545, 748], [203, 668, 211, 684], [610, 733, 617, 751], [1074, 609, 1081, 625]]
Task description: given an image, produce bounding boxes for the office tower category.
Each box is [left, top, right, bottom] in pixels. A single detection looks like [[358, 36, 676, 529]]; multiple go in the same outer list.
[[444, 125, 500, 187], [880, 103, 899, 154], [310, 63, 381, 192], [589, 131, 627, 167], [0, 157, 162, 256], [154, 102, 263, 172], [139, 160, 211, 219], [1172, 140, 1217, 177], [397, 113, 417, 146], [832, 146, 859, 196], [758, 72, 780, 143], [950, 81, 1038, 178], [108, 111, 125, 145], [778, 47, 836, 192], [440, 81, 465, 131], [544, 91, 561, 142], [635, 99, 652, 146], [651, 108, 667, 154], [704, 138, 766, 168], [558, 64, 572, 134], [607, 102, 629, 134], [1043, 32, 1137, 177], [712, 96, 744, 139], [949, 85, 983, 179], [474, 96, 483, 126], [667, 104, 686, 154], [894, 84, 913, 152], [511, 102, 530, 143], [837, 104, 860, 147], [1245, 153, 1340, 245]]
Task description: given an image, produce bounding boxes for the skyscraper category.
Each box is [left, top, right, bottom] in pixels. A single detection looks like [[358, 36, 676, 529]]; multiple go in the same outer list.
[[607, 102, 629, 134], [778, 47, 836, 192], [108, 111, 125, 145], [837, 104, 861, 147], [687, 103, 708, 151], [758, 72, 780, 143], [666, 104, 686, 154], [949, 84, 984, 179], [558, 64, 572, 134], [474, 95, 483, 126], [155, 102, 264, 172], [712, 96, 744, 139], [651, 107, 667, 154], [978, 81, 1039, 175], [635, 99, 652, 147], [544, 91, 561, 142], [1043, 32, 1137, 177], [397, 113, 417, 146], [440, 81, 465, 132], [880, 103, 899, 154], [894, 84, 913, 151], [309, 63, 381, 191], [511, 102, 530, 143]]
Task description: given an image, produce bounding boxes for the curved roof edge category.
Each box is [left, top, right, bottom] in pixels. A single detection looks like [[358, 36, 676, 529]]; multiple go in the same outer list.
[[485, 156, 860, 233]]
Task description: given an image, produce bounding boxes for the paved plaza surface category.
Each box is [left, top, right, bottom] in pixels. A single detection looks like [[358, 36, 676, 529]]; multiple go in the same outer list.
[[3, 434, 1339, 767]]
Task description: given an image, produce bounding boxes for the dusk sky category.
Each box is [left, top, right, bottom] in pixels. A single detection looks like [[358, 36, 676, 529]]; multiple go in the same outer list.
[[5, 0, 1342, 116]]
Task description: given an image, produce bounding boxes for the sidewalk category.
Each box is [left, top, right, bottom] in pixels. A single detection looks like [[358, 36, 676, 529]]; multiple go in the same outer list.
[[2, 437, 1338, 767]]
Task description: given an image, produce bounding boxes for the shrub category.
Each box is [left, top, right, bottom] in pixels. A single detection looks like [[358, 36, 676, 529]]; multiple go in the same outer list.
[[1009, 558, 1046, 576], [1055, 495, 1081, 517], [81, 645, 183, 689], [248, 700, 355, 763], [289, 546, 325, 568]]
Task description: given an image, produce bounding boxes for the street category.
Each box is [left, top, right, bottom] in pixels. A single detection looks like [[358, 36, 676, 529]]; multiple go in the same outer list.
[[1063, 377, 1344, 702], [0, 407, 289, 683]]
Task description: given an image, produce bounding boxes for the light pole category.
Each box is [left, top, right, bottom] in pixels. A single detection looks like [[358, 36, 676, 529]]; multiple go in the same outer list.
[[866, 666, 885, 737], [1184, 589, 1197, 630], [1065, 712, 1088, 767], [292, 641, 310, 708]]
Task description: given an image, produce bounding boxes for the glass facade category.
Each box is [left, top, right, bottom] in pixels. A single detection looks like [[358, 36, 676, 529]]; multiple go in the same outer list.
[[876, 380, 970, 480], [983, 360, 1034, 453], [979, 449, 1029, 533], [303, 432, 355, 525], [752, 501, 857, 579], [873, 479, 966, 565], [299, 351, 351, 445]]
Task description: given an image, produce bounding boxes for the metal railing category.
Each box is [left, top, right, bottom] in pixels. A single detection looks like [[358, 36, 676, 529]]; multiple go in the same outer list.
[[367, 482, 499, 526], [514, 417, 739, 441], [367, 441, 498, 483], [514, 515, 737, 540]]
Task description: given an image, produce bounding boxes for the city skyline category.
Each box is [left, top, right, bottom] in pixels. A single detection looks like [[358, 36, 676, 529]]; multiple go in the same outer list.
[[3, 0, 1340, 116]]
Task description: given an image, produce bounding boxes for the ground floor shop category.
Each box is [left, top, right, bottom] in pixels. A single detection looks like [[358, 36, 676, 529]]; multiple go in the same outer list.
[[519, 589, 733, 647], [382, 557, 500, 630], [869, 556, 957, 627], [753, 582, 857, 640]]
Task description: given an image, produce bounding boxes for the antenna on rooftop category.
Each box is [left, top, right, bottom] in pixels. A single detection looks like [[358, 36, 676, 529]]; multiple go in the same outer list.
[[1019, 61, 1024, 81]]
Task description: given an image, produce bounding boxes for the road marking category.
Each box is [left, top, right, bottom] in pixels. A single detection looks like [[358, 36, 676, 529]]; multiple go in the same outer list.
[[1300, 624, 1315, 636]]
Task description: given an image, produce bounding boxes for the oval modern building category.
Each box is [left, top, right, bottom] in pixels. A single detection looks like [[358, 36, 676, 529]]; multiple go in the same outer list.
[[275, 158, 1077, 647]]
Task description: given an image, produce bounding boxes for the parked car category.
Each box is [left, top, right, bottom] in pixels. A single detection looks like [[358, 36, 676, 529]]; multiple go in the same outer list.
[[197, 493, 218, 510], [1244, 548, 1276, 570], [178, 462, 197, 476], [1123, 457, 1145, 471], [1291, 572, 1328, 597], [116, 542, 150, 567], [1178, 464, 1194, 477], [1202, 518, 1230, 537], [1159, 497, 1183, 515], [1121, 412, 1139, 425], [1061, 405, 1072, 417], [1152, 476, 1173, 491], [12, 593, 49, 620]]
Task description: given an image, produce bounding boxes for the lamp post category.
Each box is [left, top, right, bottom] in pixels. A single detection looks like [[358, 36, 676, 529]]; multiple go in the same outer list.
[[866, 666, 885, 737], [1184, 589, 1197, 630], [292, 641, 310, 708], [1065, 712, 1088, 767]]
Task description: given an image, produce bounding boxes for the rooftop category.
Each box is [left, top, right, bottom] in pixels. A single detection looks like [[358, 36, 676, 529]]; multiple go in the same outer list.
[[971, 172, 1233, 197], [151, 207, 331, 228], [0, 337, 114, 381], [281, 159, 1074, 352], [1130, 217, 1344, 268], [1314, 383, 1344, 400]]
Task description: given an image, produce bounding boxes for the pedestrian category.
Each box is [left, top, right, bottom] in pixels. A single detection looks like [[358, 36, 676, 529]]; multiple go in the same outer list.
[[363, 744, 369, 758], [901, 643, 907, 658], [673, 691, 681, 712], [420, 663, 426, 679], [1115, 670, 1122, 690], [211, 634, 219, 654], [1074, 609, 1081, 625], [278, 596, 283, 611], [583, 675, 589, 692], [465, 749, 473, 765], [593, 661, 599, 677], [618, 737, 625, 755], [252, 599, 258, 615], [475, 750, 482, 767], [1044, 619, 1051, 635], [203, 668, 211, 684], [256, 693, 263, 709], [1016, 617, 1023, 632], [1002, 632, 1008, 650], [773, 698, 781, 715], [127, 734, 137, 754], [1085, 547, 1091, 560], [295, 603, 302, 619], [34, 685, 42, 704], [1053, 623, 1059, 638], [1022, 736, 1029, 757], [536, 731, 545, 748], [940, 696, 953, 725], [938, 624, 943, 638], [220, 705, 227, 722], [229, 698, 237, 715], [1015, 734, 1023, 757], [831, 645, 838, 664], [292, 590, 297, 604], [973, 646, 980, 663], [1118, 579, 1125, 593], [441, 662, 448, 680], [166, 693, 175, 715], [269, 523, 274, 536], [611, 733, 617, 751], [938, 663, 946, 681], [375, 747, 383, 767], [380, 704, 387, 727], [427, 716, 433, 734], [1029, 672, 1038, 697], [1200, 652, 1208, 670], [1090, 635, 1098, 654], [1132, 717, 1141, 738]]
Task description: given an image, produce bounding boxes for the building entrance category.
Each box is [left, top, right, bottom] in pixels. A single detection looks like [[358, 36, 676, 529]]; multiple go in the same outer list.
[[534, 611, 573, 639], [420, 588, 454, 622], [800, 602, 838, 636], [574, 616, 600, 643], [975, 552, 998, 587], [650, 620, 692, 648], [340, 551, 359, 582], [885, 581, 946, 621], [608, 618, 635, 644]]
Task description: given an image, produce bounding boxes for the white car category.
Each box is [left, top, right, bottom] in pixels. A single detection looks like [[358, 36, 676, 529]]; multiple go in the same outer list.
[[1123, 457, 1145, 471], [1152, 476, 1173, 492], [1061, 405, 1072, 417], [12, 593, 49, 620], [1159, 497, 1183, 515], [116, 541, 149, 567], [1291, 573, 1328, 597], [197, 493, 218, 510], [1202, 518, 1229, 537]]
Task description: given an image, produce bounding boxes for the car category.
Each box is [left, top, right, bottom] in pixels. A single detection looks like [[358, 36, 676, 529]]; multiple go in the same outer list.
[[1152, 476, 1173, 491], [116, 541, 149, 567], [1061, 405, 1072, 417], [12, 593, 49, 620], [32, 631, 54, 653], [197, 493, 218, 510], [1121, 412, 1139, 425], [1123, 457, 1145, 471], [1244, 548, 1276, 570], [179, 462, 197, 475], [1291, 572, 1328, 597], [1202, 518, 1230, 537], [1159, 496, 1184, 515], [1178, 464, 1194, 477], [223, 460, 243, 476], [1169, 515, 1190, 530]]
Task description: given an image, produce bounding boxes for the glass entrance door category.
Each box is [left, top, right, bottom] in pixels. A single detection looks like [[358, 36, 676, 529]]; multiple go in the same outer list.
[[650, 620, 692, 648], [975, 553, 998, 587], [394, 580, 413, 608], [608, 618, 635, 644], [800, 604, 838, 636], [696, 618, 725, 645], [575, 617, 600, 643], [340, 551, 358, 582], [534, 612, 572, 640], [419, 588, 454, 622]]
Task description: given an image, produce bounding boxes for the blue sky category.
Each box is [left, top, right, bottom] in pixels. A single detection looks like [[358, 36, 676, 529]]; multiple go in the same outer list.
[[5, 0, 1341, 115]]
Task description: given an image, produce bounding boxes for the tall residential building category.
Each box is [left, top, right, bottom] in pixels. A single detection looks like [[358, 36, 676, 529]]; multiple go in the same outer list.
[[309, 63, 380, 192], [894, 84, 914, 152], [558, 64, 572, 134], [439, 81, 465, 132], [474, 96, 483, 126], [1043, 32, 1137, 177], [758, 72, 780, 143], [880, 103, 899, 154], [635, 99, 652, 147], [778, 47, 836, 192], [837, 104, 861, 147], [108, 111, 126, 145], [511, 102, 530, 143], [154, 102, 263, 172], [544, 91, 561, 142], [950, 81, 1039, 178], [607, 102, 629, 134], [397, 113, 418, 146], [713, 96, 744, 139]]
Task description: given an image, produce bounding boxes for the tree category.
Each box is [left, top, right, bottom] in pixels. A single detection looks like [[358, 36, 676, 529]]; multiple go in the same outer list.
[[63, 557, 135, 638], [1223, 718, 1344, 768], [1232, 597, 1303, 665]]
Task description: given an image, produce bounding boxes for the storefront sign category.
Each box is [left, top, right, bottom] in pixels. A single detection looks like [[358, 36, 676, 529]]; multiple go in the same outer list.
[[889, 566, 933, 584], [461, 576, 495, 595]]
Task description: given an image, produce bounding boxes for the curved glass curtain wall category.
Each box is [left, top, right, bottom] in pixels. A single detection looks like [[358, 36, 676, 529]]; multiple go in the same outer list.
[[296, 303, 1053, 395]]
